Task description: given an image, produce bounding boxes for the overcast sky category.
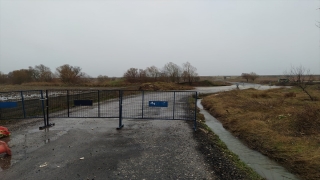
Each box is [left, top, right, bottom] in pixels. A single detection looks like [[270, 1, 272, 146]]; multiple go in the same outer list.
[[0, 0, 319, 77]]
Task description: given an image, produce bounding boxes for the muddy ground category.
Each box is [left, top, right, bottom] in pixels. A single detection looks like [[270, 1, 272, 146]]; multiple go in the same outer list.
[[0, 117, 254, 180]]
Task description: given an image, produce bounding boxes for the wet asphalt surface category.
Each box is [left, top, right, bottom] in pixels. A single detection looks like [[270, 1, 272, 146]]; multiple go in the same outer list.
[[0, 118, 219, 180]]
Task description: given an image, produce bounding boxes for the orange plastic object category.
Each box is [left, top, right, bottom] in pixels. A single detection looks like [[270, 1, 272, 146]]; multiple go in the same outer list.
[[0, 126, 10, 137], [0, 141, 11, 155]]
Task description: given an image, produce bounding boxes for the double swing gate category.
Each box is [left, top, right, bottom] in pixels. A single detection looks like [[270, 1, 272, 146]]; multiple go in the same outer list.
[[0, 90, 198, 130]]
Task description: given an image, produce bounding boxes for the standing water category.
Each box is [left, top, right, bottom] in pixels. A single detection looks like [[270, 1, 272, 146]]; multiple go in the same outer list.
[[195, 84, 299, 180]]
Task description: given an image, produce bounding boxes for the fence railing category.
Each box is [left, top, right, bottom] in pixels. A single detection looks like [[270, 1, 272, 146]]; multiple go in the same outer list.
[[0, 90, 197, 130]]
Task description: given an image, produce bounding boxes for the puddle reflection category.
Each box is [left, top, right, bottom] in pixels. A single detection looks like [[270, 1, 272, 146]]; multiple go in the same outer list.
[[0, 154, 11, 171]]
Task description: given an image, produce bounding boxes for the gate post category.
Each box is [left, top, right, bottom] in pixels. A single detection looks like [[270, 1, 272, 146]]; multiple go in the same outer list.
[[98, 90, 100, 117], [173, 92, 176, 119], [40, 90, 47, 127], [67, 90, 70, 117], [20, 91, 26, 118], [117, 90, 124, 130], [39, 90, 55, 130], [46, 90, 49, 126], [193, 92, 198, 131], [142, 91, 144, 119]]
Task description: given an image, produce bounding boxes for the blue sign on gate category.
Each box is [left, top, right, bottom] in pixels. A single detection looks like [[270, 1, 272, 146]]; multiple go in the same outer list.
[[149, 101, 168, 107], [0, 102, 18, 108], [74, 100, 93, 106]]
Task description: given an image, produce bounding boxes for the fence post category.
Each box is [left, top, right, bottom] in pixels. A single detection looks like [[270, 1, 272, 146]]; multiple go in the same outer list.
[[46, 90, 50, 126], [98, 90, 100, 117], [39, 90, 55, 130], [20, 91, 26, 118], [173, 92, 176, 119], [117, 90, 124, 129], [193, 92, 198, 131], [40, 90, 47, 127], [67, 90, 70, 117], [142, 91, 144, 119]]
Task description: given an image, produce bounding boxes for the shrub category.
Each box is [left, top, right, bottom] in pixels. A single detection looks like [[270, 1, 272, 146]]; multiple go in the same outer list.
[[251, 92, 270, 98], [283, 92, 296, 98], [294, 104, 320, 135]]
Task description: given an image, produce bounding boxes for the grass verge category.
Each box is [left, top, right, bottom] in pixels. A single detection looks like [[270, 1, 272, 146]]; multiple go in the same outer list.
[[188, 97, 263, 180], [201, 86, 320, 180]]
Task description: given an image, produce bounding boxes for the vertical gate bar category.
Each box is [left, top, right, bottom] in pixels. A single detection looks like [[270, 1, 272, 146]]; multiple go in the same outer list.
[[117, 90, 124, 129], [67, 90, 70, 117], [46, 90, 49, 126], [40, 90, 47, 127], [193, 92, 198, 131], [173, 91, 176, 120], [98, 90, 100, 117], [20, 91, 26, 118], [142, 91, 144, 119]]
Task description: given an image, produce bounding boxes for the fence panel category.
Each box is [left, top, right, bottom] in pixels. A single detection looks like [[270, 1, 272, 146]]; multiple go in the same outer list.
[[121, 91, 196, 120], [0, 90, 44, 119], [1, 90, 197, 130], [47, 90, 120, 118], [99, 90, 120, 118]]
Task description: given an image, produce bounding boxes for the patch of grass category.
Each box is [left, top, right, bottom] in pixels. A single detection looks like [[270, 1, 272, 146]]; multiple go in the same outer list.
[[201, 86, 320, 180]]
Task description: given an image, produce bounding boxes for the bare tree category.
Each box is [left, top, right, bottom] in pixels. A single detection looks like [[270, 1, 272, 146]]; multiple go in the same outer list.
[[250, 72, 259, 82], [163, 62, 182, 83], [123, 68, 139, 83], [29, 64, 53, 82], [138, 69, 147, 82], [182, 62, 198, 85], [56, 64, 85, 84], [97, 75, 109, 83], [145, 66, 160, 82], [241, 73, 251, 82], [182, 71, 189, 82], [285, 65, 315, 101], [0, 72, 8, 84], [8, 69, 33, 84]]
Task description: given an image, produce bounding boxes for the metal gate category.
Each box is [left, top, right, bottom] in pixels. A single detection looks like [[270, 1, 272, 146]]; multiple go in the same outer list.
[[0, 90, 197, 130]]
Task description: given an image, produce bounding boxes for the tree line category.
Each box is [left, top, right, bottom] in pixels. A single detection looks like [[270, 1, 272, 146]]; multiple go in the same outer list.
[[0, 64, 90, 85], [241, 72, 259, 82], [123, 62, 199, 85], [0, 61, 199, 85]]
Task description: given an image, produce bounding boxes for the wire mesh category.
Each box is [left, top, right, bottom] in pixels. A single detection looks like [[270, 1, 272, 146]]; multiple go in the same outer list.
[[122, 91, 196, 120], [0, 90, 44, 119], [47, 90, 120, 118], [0, 90, 196, 121]]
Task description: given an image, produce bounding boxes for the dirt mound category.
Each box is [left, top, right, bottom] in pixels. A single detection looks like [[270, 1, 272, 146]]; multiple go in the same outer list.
[[139, 82, 193, 91]]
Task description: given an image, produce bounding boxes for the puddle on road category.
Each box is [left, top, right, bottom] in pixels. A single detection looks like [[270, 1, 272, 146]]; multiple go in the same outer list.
[[0, 118, 114, 170], [197, 100, 300, 180], [0, 127, 68, 170]]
